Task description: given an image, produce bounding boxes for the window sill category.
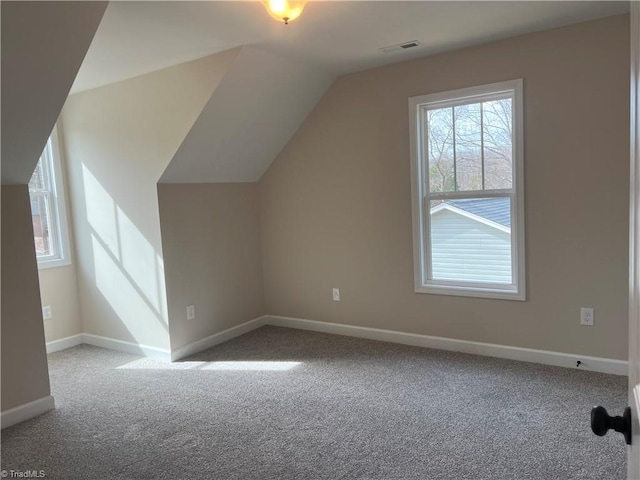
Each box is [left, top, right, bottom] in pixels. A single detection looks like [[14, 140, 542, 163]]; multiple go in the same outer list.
[[37, 258, 72, 270], [415, 284, 525, 301]]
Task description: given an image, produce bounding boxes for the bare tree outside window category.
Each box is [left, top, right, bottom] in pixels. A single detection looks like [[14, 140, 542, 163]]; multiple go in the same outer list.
[[427, 108, 455, 193], [427, 97, 513, 192]]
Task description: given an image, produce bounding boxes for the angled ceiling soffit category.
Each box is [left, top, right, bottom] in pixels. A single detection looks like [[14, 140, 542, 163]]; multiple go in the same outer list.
[[160, 46, 335, 184]]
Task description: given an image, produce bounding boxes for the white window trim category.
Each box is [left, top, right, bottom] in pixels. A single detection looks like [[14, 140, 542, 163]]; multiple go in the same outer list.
[[32, 126, 72, 270], [408, 79, 525, 301]]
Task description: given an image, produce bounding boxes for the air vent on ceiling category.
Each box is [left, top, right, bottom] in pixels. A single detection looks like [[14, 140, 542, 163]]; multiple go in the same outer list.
[[380, 40, 422, 54]]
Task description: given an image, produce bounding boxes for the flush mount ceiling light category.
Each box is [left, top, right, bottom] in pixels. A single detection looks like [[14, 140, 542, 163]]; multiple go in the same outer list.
[[263, 0, 306, 25]]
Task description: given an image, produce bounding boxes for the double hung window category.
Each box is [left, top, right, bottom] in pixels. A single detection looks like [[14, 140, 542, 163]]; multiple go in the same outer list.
[[409, 80, 525, 300], [29, 127, 71, 269]]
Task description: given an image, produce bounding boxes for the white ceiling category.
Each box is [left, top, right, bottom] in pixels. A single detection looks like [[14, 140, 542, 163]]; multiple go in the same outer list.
[[72, 1, 630, 94]]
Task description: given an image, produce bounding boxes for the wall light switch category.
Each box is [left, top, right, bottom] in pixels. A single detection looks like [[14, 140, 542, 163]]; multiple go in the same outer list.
[[42, 306, 52, 321], [332, 288, 340, 301], [186, 305, 195, 320]]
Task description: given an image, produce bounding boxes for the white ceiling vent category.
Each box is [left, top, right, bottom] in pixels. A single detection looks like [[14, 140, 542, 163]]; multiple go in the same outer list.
[[379, 40, 422, 54]]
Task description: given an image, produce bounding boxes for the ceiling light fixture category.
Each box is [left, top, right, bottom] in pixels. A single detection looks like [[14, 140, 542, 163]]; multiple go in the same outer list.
[[263, 0, 306, 25]]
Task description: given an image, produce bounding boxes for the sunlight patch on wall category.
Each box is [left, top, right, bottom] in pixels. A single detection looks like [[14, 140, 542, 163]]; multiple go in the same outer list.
[[117, 206, 161, 311], [117, 359, 302, 371], [156, 253, 169, 323], [83, 164, 119, 258], [82, 163, 169, 336], [92, 234, 169, 342]]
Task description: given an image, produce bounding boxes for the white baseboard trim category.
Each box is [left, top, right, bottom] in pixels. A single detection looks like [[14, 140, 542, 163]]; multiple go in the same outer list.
[[42, 315, 627, 375], [83, 334, 171, 362], [171, 316, 268, 362], [1, 395, 55, 429], [46, 334, 84, 354], [44, 318, 268, 362], [265, 315, 628, 376]]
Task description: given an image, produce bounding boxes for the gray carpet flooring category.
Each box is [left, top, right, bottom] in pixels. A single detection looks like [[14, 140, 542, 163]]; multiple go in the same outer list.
[[1, 326, 628, 479]]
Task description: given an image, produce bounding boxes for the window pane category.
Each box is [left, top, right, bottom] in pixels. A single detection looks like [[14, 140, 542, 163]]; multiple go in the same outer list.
[[31, 193, 53, 257], [427, 107, 454, 193], [29, 158, 46, 191], [483, 99, 513, 190], [454, 103, 482, 191], [28, 132, 68, 266], [430, 197, 512, 284]]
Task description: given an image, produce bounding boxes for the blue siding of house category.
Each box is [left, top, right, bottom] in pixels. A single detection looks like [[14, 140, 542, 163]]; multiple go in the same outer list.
[[431, 209, 512, 284]]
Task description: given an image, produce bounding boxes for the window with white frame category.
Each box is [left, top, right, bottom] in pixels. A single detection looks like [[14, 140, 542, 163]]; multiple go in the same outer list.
[[29, 126, 71, 269], [409, 79, 525, 300]]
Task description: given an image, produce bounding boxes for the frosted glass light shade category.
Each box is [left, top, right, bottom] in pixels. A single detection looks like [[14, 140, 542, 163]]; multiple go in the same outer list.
[[263, 0, 306, 24]]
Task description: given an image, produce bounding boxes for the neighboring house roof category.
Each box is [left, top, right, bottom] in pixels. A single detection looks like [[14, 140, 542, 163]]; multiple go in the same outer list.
[[444, 198, 511, 228]]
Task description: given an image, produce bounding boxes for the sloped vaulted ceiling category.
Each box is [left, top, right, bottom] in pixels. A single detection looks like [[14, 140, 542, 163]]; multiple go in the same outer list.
[[1, 1, 108, 185], [160, 46, 334, 183]]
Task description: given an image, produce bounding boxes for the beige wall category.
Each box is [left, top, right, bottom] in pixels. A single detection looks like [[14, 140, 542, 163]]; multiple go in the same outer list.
[[158, 183, 265, 350], [60, 50, 237, 350], [259, 15, 630, 360], [1, 186, 51, 411], [38, 266, 82, 342]]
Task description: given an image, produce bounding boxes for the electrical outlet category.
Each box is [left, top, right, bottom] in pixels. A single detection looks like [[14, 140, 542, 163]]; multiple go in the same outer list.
[[42, 306, 52, 321], [332, 288, 340, 301], [580, 307, 594, 326], [186, 305, 195, 320]]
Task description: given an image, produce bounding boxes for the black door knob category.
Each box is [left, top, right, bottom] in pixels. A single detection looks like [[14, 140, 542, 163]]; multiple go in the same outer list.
[[591, 405, 632, 445]]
